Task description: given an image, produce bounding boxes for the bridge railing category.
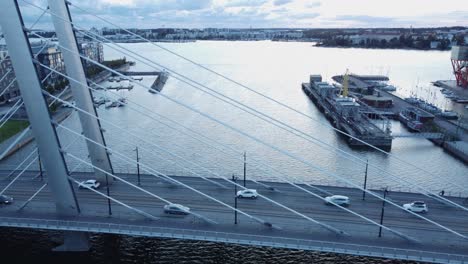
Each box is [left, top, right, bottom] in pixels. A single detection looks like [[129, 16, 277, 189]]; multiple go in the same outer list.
[[0, 217, 467, 264]]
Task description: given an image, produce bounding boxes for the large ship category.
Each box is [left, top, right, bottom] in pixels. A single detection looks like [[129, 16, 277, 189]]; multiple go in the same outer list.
[[302, 74, 392, 150]]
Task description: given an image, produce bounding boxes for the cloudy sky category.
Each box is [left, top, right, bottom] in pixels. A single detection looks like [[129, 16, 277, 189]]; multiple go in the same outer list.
[[19, 0, 468, 29]]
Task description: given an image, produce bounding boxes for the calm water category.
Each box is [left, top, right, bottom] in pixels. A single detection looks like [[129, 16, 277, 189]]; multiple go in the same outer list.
[[1, 41, 464, 263], [3, 41, 466, 195]]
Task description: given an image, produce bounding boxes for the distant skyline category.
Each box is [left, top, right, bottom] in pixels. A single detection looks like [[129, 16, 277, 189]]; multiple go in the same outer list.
[[18, 0, 468, 30]]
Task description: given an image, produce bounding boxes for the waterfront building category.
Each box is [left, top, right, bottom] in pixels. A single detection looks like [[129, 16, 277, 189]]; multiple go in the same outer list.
[[31, 41, 66, 88], [79, 41, 104, 65], [0, 45, 19, 103], [0, 40, 104, 104]]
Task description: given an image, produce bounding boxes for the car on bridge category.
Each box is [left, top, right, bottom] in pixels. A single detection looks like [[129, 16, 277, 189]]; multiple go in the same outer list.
[[163, 203, 190, 215], [237, 189, 258, 199], [0, 194, 13, 205], [324, 195, 350, 207], [403, 201, 428, 213], [78, 179, 101, 189]]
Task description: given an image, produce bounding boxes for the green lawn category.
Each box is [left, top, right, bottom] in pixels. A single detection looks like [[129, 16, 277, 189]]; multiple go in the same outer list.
[[0, 120, 29, 143]]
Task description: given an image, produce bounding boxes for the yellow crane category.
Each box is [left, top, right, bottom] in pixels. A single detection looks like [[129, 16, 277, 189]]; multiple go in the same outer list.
[[342, 69, 349, 97]]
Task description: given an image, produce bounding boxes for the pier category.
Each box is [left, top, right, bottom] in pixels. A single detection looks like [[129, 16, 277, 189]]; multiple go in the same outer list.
[[302, 75, 392, 150], [116, 71, 161, 76]]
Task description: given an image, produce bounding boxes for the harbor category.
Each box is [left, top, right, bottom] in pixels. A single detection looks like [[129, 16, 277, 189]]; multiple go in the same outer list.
[[304, 70, 468, 163]]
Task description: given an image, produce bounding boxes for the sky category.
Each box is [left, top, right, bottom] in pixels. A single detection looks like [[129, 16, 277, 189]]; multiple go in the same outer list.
[[18, 0, 468, 30]]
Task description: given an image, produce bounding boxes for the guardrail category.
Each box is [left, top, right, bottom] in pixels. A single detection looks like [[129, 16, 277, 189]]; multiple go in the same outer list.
[[0, 217, 466, 264]]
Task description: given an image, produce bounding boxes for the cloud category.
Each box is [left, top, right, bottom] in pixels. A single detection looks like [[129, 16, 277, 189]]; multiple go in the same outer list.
[[335, 15, 396, 24], [16, 0, 468, 29], [305, 2, 321, 8], [273, 0, 293, 6], [225, 0, 268, 7]]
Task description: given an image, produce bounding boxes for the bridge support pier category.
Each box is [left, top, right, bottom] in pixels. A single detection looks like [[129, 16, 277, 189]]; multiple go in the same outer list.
[[0, 0, 89, 252], [54, 232, 90, 252], [48, 0, 114, 185]]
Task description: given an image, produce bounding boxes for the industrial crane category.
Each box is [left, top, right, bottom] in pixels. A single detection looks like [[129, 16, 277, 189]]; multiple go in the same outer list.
[[342, 69, 350, 97]]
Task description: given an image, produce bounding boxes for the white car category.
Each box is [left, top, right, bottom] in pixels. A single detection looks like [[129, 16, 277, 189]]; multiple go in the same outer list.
[[403, 201, 428, 213], [324, 195, 350, 207], [163, 203, 190, 215], [78, 179, 101, 189], [237, 189, 258, 199]]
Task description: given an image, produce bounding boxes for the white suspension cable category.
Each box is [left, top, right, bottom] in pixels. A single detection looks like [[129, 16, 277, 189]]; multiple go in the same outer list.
[[1, 144, 37, 181], [0, 157, 36, 195], [0, 68, 13, 84], [65, 153, 218, 224], [63, 25, 466, 206], [0, 99, 23, 127], [19, 151, 85, 211], [58, 117, 422, 242], [89, 79, 278, 191], [61, 125, 339, 233], [22, 13, 458, 210], [0, 129, 81, 195], [48, 86, 419, 238], [43, 84, 341, 233], [0, 58, 65, 184], [37, 52, 468, 240], [59, 0, 465, 196], [68, 176, 159, 221], [25, 4, 48, 30]]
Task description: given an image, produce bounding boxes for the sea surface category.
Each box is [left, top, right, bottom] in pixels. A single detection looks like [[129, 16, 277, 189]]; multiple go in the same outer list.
[[2, 40, 467, 195], [0, 41, 466, 263]]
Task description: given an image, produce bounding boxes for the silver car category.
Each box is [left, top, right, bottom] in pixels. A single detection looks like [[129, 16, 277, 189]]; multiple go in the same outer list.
[[324, 195, 350, 207], [163, 203, 190, 215]]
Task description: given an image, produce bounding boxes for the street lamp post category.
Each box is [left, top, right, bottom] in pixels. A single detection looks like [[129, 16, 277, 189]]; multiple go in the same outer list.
[[38, 149, 43, 181], [243, 151, 246, 187], [232, 174, 238, 224], [135, 146, 140, 185], [378, 187, 388, 237], [362, 159, 368, 200], [105, 174, 112, 216]]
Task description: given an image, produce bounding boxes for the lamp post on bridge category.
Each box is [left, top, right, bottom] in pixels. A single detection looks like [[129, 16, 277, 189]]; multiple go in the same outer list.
[[38, 149, 43, 181], [232, 174, 238, 224], [378, 187, 388, 238], [134, 146, 140, 185], [243, 151, 246, 187], [362, 159, 368, 200], [105, 173, 112, 216]]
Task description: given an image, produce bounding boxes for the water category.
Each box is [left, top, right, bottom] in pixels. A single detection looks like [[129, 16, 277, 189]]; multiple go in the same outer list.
[[0, 228, 419, 263], [3, 40, 466, 195], [1, 41, 462, 263]]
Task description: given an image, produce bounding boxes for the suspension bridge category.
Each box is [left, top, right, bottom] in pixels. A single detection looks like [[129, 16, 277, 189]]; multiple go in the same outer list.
[[0, 1, 467, 263]]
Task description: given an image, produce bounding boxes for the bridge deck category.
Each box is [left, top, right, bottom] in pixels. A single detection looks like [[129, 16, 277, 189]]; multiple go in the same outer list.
[[0, 171, 467, 263]]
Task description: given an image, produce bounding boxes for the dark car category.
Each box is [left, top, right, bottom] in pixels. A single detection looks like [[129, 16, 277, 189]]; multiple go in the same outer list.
[[0, 194, 13, 205]]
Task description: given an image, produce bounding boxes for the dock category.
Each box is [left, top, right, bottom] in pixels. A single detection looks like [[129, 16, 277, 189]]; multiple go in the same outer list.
[[116, 71, 161, 76], [302, 76, 392, 150], [149, 71, 169, 93]]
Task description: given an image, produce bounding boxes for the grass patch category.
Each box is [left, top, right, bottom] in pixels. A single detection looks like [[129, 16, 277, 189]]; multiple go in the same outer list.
[[0, 120, 29, 143]]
